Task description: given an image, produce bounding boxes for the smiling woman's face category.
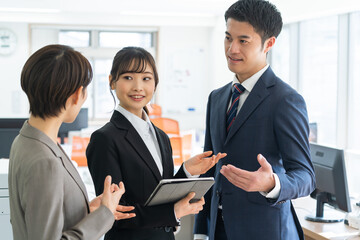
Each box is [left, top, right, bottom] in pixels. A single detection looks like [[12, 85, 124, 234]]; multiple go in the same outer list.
[[112, 63, 155, 118]]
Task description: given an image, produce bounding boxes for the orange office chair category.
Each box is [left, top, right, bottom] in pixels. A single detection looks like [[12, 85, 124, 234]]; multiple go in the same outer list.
[[170, 136, 183, 166], [147, 104, 162, 119], [71, 136, 90, 167], [181, 133, 192, 161], [151, 117, 180, 136]]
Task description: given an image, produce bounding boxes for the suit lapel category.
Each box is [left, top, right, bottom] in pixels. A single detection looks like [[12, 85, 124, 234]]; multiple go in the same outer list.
[[225, 68, 275, 144], [214, 82, 233, 146], [59, 152, 90, 206], [153, 126, 172, 179], [111, 111, 162, 182]]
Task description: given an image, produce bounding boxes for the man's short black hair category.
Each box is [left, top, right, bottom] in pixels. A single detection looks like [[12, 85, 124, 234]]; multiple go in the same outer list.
[[225, 0, 283, 44]]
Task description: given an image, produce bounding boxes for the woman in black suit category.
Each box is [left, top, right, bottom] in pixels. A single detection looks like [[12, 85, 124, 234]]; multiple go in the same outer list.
[[86, 47, 225, 240]]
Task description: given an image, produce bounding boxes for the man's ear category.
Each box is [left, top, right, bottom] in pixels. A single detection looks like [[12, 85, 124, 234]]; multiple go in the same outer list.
[[109, 75, 114, 90], [264, 36, 276, 54]]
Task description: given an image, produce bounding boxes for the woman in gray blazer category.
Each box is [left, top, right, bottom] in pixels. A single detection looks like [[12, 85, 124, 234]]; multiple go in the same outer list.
[[8, 44, 135, 240]]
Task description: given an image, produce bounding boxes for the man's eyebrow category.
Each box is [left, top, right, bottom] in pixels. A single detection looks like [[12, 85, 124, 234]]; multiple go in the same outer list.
[[225, 31, 251, 39]]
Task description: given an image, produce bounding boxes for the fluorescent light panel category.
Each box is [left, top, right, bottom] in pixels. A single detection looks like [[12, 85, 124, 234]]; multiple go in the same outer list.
[[0, 8, 60, 13]]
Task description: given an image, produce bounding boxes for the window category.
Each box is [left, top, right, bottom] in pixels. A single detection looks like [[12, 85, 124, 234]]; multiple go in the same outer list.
[[92, 59, 114, 119], [99, 31, 153, 48], [270, 25, 290, 84], [348, 12, 360, 152], [299, 16, 338, 146], [271, 12, 360, 196], [59, 31, 90, 47]]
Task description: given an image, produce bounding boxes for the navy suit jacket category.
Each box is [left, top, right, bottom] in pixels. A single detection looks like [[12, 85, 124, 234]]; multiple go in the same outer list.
[[86, 111, 186, 240], [194, 67, 316, 240]]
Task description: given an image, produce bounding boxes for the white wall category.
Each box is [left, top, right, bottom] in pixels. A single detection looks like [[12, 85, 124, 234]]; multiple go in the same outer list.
[[0, 22, 29, 118], [157, 26, 213, 131]]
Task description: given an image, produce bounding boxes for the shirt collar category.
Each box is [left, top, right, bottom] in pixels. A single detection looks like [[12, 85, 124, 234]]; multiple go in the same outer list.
[[115, 105, 153, 133], [232, 64, 269, 92]]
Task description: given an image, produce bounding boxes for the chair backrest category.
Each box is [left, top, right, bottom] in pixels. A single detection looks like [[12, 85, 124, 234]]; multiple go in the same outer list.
[[147, 104, 162, 118], [181, 133, 192, 161], [71, 136, 90, 167], [151, 117, 180, 135], [170, 136, 183, 166]]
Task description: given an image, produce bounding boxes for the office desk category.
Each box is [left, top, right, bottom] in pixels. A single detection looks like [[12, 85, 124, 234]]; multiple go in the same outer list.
[[293, 197, 360, 240]]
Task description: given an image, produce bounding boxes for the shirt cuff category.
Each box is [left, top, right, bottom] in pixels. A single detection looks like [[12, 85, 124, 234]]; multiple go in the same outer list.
[[259, 173, 281, 199], [194, 234, 208, 240], [183, 163, 200, 178], [174, 209, 181, 224]]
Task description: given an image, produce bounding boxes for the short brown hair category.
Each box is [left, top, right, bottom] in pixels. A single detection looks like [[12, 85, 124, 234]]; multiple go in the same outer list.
[[21, 44, 92, 119]]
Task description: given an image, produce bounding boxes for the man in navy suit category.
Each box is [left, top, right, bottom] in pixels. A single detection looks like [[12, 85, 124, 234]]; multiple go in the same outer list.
[[194, 0, 316, 239]]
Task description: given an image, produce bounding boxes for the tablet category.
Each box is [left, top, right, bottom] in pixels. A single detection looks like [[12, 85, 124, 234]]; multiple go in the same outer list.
[[144, 177, 215, 206]]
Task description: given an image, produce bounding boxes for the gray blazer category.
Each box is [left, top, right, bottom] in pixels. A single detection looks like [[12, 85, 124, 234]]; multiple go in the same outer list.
[[8, 121, 114, 240]]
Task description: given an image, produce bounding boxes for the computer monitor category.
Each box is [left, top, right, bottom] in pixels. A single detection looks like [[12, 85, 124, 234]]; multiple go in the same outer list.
[[0, 108, 88, 156], [58, 108, 88, 144], [0, 118, 27, 158], [306, 143, 351, 223]]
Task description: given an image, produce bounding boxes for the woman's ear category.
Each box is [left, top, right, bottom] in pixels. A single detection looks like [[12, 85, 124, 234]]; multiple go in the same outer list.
[[109, 75, 115, 90], [71, 86, 84, 105]]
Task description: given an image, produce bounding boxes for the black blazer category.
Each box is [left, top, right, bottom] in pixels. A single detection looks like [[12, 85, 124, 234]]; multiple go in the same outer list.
[[86, 111, 186, 240]]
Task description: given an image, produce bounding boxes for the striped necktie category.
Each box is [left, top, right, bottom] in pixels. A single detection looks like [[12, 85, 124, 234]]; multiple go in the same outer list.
[[226, 83, 245, 132]]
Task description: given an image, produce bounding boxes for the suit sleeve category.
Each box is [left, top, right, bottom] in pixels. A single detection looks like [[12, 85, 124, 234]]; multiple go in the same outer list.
[[22, 157, 114, 240], [194, 92, 215, 235], [86, 129, 180, 229], [273, 93, 316, 203]]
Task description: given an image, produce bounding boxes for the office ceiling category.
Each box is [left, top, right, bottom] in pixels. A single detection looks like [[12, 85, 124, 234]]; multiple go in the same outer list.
[[1, 0, 360, 23]]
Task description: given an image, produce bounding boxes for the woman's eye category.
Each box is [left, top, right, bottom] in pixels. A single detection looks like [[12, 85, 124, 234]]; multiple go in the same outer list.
[[124, 76, 132, 80], [144, 77, 151, 81]]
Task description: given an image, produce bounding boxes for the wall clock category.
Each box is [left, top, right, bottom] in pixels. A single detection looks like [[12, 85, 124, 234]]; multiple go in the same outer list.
[[0, 29, 17, 55]]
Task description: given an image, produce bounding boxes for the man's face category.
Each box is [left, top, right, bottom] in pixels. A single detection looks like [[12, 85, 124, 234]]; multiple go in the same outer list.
[[224, 18, 273, 82]]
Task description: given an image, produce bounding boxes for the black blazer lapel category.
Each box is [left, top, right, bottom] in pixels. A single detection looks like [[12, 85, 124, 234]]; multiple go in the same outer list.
[[225, 68, 275, 144], [111, 111, 162, 182], [153, 126, 173, 179]]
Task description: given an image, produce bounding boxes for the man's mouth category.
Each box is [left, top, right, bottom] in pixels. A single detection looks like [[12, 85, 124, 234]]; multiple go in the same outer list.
[[228, 56, 243, 62]]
